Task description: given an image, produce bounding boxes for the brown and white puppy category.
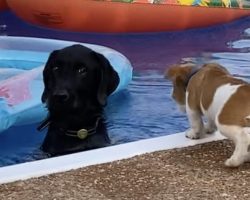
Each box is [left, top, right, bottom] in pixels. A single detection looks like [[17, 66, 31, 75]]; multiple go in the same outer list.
[[165, 62, 250, 167]]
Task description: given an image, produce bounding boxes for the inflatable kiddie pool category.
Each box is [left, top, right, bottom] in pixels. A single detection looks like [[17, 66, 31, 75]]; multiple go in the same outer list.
[[0, 36, 133, 133], [3, 0, 250, 33]]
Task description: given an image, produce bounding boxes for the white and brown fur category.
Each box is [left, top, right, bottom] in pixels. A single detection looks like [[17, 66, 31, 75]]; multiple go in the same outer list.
[[165, 63, 250, 167]]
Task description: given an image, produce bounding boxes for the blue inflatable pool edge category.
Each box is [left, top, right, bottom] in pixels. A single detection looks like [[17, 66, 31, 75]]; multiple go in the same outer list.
[[0, 36, 133, 133]]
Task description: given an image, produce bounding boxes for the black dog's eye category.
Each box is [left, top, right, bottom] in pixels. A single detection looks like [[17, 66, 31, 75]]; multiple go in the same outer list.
[[77, 66, 87, 75], [52, 66, 59, 71]]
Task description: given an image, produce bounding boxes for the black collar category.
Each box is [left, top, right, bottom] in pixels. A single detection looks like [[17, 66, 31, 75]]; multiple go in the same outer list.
[[37, 117, 101, 140], [184, 67, 200, 90], [61, 118, 101, 139]]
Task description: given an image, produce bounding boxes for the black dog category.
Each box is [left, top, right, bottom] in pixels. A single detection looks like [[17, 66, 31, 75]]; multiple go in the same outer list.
[[38, 44, 119, 156]]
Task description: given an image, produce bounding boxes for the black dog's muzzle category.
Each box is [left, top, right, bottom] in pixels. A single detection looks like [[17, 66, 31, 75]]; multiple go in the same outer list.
[[37, 117, 101, 140]]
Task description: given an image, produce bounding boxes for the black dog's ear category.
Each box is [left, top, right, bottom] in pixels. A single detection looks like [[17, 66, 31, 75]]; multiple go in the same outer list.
[[42, 50, 59, 103], [92, 52, 119, 106]]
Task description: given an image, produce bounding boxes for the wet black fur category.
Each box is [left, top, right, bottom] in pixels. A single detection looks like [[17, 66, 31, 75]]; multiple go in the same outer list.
[[40, 44, 119, 156]]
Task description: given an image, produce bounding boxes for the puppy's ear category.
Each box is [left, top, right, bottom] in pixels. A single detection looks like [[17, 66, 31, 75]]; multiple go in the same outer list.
[[92, 52, 119, 106], [165, 64, 193, 83], [165, 66, 179, 81], [42, 50, 59, 103]]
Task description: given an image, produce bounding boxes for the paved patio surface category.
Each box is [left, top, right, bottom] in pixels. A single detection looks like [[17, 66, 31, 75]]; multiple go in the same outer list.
[[1, 139, 250, 200]]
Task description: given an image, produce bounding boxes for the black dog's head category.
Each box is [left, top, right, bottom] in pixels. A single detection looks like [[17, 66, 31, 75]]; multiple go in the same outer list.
[[40, 44, 119, 155]]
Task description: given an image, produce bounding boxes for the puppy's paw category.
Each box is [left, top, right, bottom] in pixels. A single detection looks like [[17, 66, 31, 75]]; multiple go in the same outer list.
[[225, 157, 243, 167], [204, 124, 216, 134], [185, 129, 200, 139], [244, 153, 250, 162]]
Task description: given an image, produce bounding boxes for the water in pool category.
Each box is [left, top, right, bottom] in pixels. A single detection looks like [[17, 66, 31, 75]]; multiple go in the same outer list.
[[0, 70, 189, 167], [1, 12, 250, 166]]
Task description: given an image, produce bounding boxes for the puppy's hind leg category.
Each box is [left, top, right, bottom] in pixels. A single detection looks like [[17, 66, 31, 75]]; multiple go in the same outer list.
[[220, 126, 250, 167], [242, 127, 250, 163], [185, 104, 204, 139]]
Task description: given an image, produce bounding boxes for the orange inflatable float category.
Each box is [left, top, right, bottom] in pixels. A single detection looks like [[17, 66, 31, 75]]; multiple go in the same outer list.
[[4, 0, 250, 33]]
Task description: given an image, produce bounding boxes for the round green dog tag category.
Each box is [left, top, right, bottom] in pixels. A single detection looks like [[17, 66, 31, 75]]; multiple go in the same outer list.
[[77, 129, 88, 139]]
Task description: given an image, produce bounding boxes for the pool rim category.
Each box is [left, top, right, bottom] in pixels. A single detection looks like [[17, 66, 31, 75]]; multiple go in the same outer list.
[[0, 131, 225, 184]]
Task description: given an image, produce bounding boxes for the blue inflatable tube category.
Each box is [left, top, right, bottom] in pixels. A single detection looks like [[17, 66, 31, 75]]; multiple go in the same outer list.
[[0, 36, 133, 133]]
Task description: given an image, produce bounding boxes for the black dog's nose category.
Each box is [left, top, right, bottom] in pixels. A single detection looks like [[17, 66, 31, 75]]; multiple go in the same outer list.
[[53, 90, 69, 102]]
